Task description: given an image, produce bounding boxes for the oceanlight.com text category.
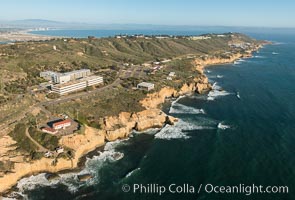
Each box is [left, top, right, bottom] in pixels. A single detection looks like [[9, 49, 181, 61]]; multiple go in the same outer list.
[[204, 183, 289, 196]]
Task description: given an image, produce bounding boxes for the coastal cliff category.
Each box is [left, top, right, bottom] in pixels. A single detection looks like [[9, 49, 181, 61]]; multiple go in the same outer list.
[[101, 47, 262, 143], [194, 52, 253, 73], [0, 126, 105, 194], [0, 46, 262, 195], [103, 109, 176, 141]]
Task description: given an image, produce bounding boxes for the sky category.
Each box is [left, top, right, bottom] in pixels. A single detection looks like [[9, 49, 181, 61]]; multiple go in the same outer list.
[[0, 0, 294, 27]]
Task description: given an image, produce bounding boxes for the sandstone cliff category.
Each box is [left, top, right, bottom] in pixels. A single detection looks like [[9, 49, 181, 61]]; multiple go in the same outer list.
[[101, 69, 213, 142], [194, 53, 250, 74], [140, 76, 211, 110], [103, 109, 177, 141], [0, 126, 105, 194]]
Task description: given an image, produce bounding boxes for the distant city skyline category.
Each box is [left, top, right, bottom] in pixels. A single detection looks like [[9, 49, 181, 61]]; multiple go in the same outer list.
[[0, 0, 294, 28]]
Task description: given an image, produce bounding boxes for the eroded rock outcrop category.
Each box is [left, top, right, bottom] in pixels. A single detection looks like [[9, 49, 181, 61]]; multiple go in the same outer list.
[[0, 126, 105, 194], [103, 109, 177, 141], [101, 70, 213, 142], [140, 78, 211, 110], [140, 87, 178, 109]]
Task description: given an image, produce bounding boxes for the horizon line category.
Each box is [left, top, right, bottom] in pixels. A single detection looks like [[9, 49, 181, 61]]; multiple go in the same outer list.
[[1, 19, 295, 29]]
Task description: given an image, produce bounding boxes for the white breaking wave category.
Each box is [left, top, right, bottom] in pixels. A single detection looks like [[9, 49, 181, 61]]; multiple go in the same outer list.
[[16, 139, 127, 194], [272, 52, 279, 55], [212, 82, 219, 89], [272, 42, 285, 45], [207, 96, 215, 101], [103, 138, 128, 151], [155, 119, 214, 140], [17, 173, 59, 193], [254, 55, 265, 58], [125, 168, 141, 178], [169, 102, 205, 114], [234, 58, 246, 65], [170, 95, 186, 107], [207, 90, 231, 100], [189, 95, 208, 100], [217, 122, 231, 130], [132, 128, 160, 135], [16, 170, 96, 194], [216, 75, 223, 79], [207, 82, 231, 101]]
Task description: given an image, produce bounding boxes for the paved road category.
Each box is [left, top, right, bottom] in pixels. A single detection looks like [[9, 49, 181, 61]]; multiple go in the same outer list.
[[0, 66, 136, 131], [0, 62, 156, 153], [0, 77, 121, 132]]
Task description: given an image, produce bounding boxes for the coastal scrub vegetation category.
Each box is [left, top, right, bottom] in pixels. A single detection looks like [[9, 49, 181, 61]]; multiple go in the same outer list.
[[29, 127, 59, 151], [0, 33, 253, 95], [9, 123, 37, 152], [46, 87, 146, 127]]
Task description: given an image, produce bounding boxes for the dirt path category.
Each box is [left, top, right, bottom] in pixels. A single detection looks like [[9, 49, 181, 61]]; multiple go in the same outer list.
[[25, 127, 49, 152]]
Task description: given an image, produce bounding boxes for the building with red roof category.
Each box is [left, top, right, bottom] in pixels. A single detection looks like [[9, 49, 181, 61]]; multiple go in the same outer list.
[[52, 119, 72, 130], [41, 127, 58, 135]]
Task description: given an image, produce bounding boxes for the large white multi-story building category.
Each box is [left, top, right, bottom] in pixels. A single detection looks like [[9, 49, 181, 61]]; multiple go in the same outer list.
[[41, 69, 103, 95], [40, 69, 91, 84], [40, 71, 57, 82], [65, 69, 91, 81], [51, 79, 88, 95], [85, 76, 104, 86], [52, 73, 71, 84], [51, 75, 104, 95]]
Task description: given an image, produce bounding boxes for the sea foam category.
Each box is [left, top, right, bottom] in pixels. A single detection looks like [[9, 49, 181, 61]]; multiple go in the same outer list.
[[253, 55, 265, 58], [217, 122, 231, 130], [234, 58, 246, 65], [16, 139, 127, 194], [125, 168, 141, 178], [155, 119, 214, 140], [207, 82, 232, 100], [169, 102, 205, 114]]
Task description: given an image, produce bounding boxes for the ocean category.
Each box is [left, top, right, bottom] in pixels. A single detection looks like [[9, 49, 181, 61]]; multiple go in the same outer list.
[[14, 30, 295, 200]]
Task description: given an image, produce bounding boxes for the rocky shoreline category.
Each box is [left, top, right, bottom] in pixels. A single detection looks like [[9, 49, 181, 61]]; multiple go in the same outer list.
[[0, 44, 264, 196]]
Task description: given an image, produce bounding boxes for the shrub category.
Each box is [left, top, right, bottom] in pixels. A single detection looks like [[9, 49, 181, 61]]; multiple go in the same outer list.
[[9, 123, 37, 152]]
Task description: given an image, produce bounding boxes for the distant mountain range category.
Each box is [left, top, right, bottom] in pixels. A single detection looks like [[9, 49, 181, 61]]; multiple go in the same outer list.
[[0, 19, 86, 29], [11, 19, 64, 25]]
